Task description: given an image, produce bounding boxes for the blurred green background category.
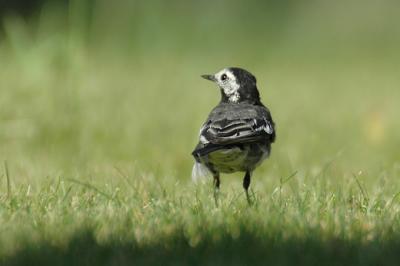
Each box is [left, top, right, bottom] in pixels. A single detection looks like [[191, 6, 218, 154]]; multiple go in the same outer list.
[[1, 0, 400, 264], [1, 0, 399, 178]]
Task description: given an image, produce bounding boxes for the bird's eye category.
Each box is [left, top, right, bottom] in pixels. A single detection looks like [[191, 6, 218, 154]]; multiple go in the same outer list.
[[221, 74, 227, 81]]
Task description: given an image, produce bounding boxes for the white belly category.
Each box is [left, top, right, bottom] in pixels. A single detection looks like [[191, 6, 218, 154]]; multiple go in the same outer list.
[[200, 143, 269, 173]]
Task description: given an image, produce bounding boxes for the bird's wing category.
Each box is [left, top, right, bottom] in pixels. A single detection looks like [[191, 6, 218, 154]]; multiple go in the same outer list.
[[199, 115, 275, 145]]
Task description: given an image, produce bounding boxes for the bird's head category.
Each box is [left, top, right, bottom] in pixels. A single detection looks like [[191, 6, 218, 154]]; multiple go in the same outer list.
[[201, 67, 260, 104]]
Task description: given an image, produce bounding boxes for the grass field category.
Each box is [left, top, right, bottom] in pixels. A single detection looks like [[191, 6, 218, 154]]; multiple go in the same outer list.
[[1, 1, 400, 265]]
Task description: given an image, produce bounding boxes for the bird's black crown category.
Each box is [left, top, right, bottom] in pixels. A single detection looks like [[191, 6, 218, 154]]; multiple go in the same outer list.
[[226, 67, 260, 104], [201, 67, 262, 104]]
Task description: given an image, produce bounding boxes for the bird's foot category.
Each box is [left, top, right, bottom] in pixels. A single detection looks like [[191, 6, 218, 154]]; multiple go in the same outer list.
[[214, 188, 220, 207], [245, 189, 253, 206]]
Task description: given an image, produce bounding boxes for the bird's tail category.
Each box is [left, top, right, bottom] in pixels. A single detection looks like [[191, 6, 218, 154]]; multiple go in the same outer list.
[[191, 162, 211, 182]]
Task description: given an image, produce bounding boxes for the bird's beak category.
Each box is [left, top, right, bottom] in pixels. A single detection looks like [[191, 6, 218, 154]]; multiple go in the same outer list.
[[201, 74, 216, 82]]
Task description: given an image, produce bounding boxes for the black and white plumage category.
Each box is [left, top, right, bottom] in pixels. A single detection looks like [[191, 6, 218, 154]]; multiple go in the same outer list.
[[191, 67, 276, 204]]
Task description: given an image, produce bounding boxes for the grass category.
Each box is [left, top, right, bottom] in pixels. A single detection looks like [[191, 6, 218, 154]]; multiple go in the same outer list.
[[1, 1, 400, 265]]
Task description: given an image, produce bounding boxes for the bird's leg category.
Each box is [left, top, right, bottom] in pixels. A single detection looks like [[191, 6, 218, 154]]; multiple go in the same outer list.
[[213, 173, 220, 207], [243, 171, 252, 205]]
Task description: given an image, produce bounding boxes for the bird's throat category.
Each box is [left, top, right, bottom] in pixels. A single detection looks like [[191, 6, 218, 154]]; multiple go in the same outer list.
[[228, 91, 240, 103]]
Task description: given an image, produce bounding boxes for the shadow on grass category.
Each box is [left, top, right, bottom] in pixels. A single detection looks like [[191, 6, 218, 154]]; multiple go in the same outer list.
[[2, 229, 400, 266]]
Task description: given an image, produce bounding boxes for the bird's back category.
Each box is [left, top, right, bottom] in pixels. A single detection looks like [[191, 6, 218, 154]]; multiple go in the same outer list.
[[192, 102, 275, 174]]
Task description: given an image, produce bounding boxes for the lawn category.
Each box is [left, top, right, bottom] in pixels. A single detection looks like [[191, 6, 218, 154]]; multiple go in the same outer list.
[[1, 1, 400, 265]]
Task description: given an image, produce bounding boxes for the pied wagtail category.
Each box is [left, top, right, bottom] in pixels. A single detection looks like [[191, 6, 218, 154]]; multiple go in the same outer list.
[[192, 67, 276, 204]]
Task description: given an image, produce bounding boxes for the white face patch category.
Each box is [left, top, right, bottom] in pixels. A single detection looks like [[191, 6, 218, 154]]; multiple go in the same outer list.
[[213, 69, 240, 103]]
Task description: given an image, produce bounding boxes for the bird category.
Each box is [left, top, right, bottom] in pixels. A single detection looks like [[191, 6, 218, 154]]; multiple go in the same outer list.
[[191, 67, 276, 205]]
